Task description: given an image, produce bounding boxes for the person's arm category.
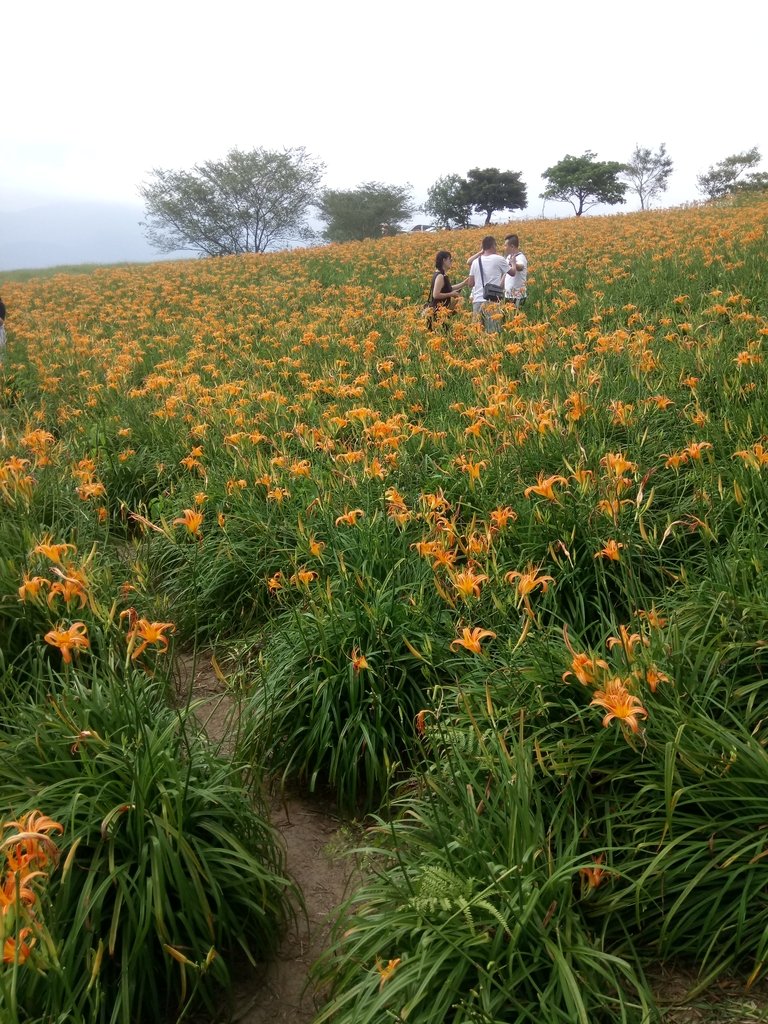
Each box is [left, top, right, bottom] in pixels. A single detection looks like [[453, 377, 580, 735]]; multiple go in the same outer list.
[[466, 259, 477, 291], [452, 277, 470, 291], [432, 273, 453, 302], [466, 249, 483, 266]]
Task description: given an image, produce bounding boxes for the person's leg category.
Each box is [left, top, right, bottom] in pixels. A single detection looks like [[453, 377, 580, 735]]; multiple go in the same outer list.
[[483, 302, 503, 333]]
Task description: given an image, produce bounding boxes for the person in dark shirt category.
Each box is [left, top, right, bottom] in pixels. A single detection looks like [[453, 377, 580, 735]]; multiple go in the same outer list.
[[424, 251, 468, 329], [0, 296, 6, 366]]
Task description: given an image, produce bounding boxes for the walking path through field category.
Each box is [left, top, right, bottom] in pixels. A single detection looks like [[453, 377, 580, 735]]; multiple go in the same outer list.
[[175, 653, 357, 1024], [230, 795, 352, 1024]]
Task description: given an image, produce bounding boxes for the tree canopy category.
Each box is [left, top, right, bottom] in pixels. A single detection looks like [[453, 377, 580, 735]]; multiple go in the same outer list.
[[622, 144, 673, 210], [317, 182, 415, 242], [424, 174, 473, 229], [541, 152, 628, 216], [696, 147, 765, 200], [464, 168, 527, 225], [139, 147, 324, 256]]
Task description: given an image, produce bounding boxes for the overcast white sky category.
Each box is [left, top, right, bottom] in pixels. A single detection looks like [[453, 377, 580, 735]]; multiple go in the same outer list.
[[3, 0, 766, 216]]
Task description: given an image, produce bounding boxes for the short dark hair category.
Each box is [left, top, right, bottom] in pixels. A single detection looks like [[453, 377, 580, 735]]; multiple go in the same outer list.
[[504, 234, 519, 247], [435, 250, 452, 271], [481, 235, 496, 251]]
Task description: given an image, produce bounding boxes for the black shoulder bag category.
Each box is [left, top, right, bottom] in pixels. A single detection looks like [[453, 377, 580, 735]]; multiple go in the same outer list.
[[478, 256, 505, 302]]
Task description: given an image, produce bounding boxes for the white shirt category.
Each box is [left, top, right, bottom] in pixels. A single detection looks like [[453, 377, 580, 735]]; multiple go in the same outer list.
[[470, 254, 509, 304], [505, 251, 528, 298]]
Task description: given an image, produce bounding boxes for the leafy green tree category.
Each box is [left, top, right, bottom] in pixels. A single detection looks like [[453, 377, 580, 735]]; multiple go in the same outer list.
[[139, 147, 324, 256], [424, 174, 473, 229], [317, 182, 415, 242], [464, 168, 527, 225], [541, 151, 628, 216], [696, 147, 764, 200], [622, 143, 673, 209]]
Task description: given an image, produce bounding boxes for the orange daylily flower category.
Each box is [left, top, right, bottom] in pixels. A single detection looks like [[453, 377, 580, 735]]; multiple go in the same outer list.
[[524, 473, 568, 502], [412, 540, 439, 560], [267, 572, 284, 592], [456, 455, 487, 485], [564, 391, 589, 422], [33, 538, 77, 564], [683, 441, 713, 460], [635, 664, 672, 693], [18, 575, 51, 603], [662, 451, 689, 470], [415, 710, 430, 735], [734, 443, 768, 469], [579, 853, 609, 890], [77, 481, 106, 501], [505, 565, 554, 616], [267, 487, 290, 503], [561, 627, 609, 687], [590, 678, 648, 734], [335, 508, 365, 526], [308, 536, 326, 558], [451, 567, 488, 601], [3, 930, 35, 964], [43, 622, 90, 664], [636, 607, 668, 629], [430, 545, 458, 571], [125, 618, 175, 660], [594, 540, 624, 561], [606, 625, 648, 663], [489, 506, 517, 531], [289, 568, 318, 586], [173, 508, 203, 537], [47, 576, 88, 608], [2, 810, 64, 843], [505, 565, 554, 599], [450, 626, 496, 654], [375, 957, 401, 990], [350, 647, 369, 673], [570, 468, 595, 489], [601, 452, 637, 477], [0, 869, 39, 916]]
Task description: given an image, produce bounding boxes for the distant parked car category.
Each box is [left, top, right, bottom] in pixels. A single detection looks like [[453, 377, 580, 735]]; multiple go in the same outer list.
[[410, 224, 435, 232]]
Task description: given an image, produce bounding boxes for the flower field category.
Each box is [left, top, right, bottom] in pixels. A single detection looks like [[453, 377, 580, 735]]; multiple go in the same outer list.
[[2, 196, 768, 1023]]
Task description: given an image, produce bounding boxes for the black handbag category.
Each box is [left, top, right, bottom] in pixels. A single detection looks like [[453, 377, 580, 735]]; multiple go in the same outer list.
[[478, 257, 505, 302]]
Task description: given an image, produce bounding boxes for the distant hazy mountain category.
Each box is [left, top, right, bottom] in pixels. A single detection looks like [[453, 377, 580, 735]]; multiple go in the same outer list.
[[0, 200, 184, 271]]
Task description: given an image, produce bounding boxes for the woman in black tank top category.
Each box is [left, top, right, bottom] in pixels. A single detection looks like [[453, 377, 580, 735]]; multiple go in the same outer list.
[[429, 251, 469, 315]]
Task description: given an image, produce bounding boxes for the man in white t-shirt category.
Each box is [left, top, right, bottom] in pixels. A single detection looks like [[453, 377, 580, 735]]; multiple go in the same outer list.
[[466, 236, 509, 333], [503, 234, 528, 309]]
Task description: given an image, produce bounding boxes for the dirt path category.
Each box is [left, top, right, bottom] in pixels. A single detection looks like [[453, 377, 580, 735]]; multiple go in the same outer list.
[[175, 653, 356, 1024], [229, 795, 354, 1024]]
